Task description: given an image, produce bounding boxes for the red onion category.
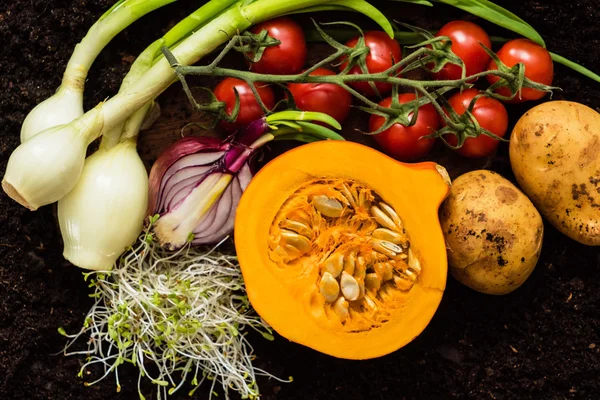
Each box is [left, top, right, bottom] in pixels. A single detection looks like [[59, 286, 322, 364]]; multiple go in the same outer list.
[[148, 111, 344, 249], [147, 118, 269, 249]]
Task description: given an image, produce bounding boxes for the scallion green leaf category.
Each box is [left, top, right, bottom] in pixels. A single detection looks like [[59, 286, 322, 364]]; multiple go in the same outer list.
[[429, 0, 545, 47], [550, 52, 600, 84], [285, 0, 394, 38]]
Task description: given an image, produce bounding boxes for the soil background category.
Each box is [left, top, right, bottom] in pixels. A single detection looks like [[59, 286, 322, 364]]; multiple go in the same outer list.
[[1, 0, 599, 399]]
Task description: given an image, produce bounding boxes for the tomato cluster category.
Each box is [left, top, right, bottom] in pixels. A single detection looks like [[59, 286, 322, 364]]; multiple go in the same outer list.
[[212, 17, 554, 160]]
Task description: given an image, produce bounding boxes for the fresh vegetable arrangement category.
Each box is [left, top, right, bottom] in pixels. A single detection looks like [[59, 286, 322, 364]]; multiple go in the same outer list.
[[3, 0, 600, 398]]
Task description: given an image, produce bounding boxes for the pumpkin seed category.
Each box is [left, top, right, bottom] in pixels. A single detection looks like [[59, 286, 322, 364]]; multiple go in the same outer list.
[[312, 195, 344, 218], [362, 295, 378, 311], [379, 202, 403, 230], [373, 262, 394, 282], [354, 256, 366, 280], [333, 297, 349, 322], [358, 190, 371, 210], [365, 273, 381, 291], [340, 184, 358, 209], [408, 248, 421, 275], [393, 274, 414, 291], [357, 280, 365, 300], [370, 205, 397, 231], [368, 250, 389, 263], [343, 252, 356, 275], [324, 252, 344, 278], [270, 178, 418, 323], [372, 228, 405, 245], [283, 244, 303, 257], [319, 272, 340, 303], [281, 229, 311, 253], [371, 238, 402, 258], [377, 285, 394, 302], [340, 271, 360, 301], [281, 219, 312, 238], [404, 268, 418, 282]]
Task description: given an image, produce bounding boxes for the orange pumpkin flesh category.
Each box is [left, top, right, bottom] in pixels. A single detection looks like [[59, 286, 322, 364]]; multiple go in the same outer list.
[[234, 141, 451, 360]]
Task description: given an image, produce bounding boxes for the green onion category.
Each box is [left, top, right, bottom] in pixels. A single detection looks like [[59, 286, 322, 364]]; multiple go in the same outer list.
[[55, 0, 241, 270], [550, 52, 600, 85], [429, 0, 545, 47], [284, 0, 394, 37], [3, 0, 390, 212], [19, 0, 177, 143]]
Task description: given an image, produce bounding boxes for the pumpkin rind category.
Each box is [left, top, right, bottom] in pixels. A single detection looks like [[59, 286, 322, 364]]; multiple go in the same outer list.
[[234, 141, 450, 359]]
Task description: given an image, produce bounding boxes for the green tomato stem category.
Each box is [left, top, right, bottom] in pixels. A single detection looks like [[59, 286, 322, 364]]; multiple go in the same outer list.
[[171, 53, 517, 115]]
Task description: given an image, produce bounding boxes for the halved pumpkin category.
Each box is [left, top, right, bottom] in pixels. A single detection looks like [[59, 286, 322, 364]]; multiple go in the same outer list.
[[234, 141, 451, 360]]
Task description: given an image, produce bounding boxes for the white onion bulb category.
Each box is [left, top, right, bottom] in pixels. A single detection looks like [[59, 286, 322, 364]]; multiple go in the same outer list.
[[20, 85, 84, 142], [58, 139, 149, 271], [2, 106, 104, 211]]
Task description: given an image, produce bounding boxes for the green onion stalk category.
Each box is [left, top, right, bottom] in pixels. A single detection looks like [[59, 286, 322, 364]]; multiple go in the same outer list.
[[2, 0, 390, 212], [55, 0, 241, 271], [19, 0, 178, 143]]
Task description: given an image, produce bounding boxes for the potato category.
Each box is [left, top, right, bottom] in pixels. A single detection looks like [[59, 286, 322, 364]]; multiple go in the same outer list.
[[510, 101, 600, 246], [439, 170, 543, 295]]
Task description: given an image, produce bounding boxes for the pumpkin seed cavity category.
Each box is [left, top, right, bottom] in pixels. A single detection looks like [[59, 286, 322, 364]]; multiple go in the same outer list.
[[268, 179, 422, 332]]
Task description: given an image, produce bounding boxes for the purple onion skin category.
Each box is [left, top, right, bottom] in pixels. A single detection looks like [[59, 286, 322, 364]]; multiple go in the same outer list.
[[147, 136, 227, 215], [147, 117, 270, 248], [223, 117, 268, 172]]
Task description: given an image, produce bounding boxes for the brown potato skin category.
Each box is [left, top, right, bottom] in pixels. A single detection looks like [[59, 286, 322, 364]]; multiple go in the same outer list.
[[440, 170, 543, 295], [509, 101, 600, 246]]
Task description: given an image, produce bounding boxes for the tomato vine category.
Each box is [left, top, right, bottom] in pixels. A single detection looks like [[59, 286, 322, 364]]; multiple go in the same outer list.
[[162, 20, 558, 149]]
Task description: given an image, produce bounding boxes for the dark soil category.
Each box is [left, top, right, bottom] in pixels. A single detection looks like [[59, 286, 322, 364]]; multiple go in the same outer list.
[[1, 1, 599, 399]]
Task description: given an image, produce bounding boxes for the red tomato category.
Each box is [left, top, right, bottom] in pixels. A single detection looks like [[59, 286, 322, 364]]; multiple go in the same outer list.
[[287, 68, 352, 124], [248, 17, 307, 75], [486, 38, 554, 103], [433, 20, 492, 81], [369, 93, 440, 161], [443, 88, 508, 158], [340, 31, 402, 97], [213, 77, 275, 132]]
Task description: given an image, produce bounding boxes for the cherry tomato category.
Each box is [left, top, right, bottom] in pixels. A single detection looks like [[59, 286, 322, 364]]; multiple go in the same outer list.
[[340, 31, 402, 97], [213, 77, 275, 132], [369, 93, 440, 161], [443, 88, 508, 158], [433, 20, 492, 81], [486, 38, 554, 103], [287, 68, 352, 124], [248, 17, 307, 75]]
